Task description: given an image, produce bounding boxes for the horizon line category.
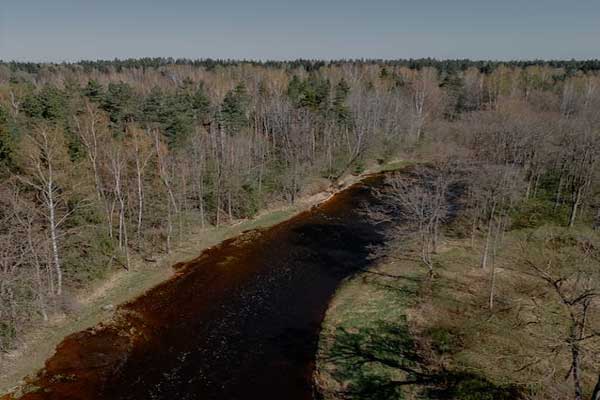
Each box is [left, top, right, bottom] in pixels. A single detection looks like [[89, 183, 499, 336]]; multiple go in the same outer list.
[[2, 56, 600, 65]]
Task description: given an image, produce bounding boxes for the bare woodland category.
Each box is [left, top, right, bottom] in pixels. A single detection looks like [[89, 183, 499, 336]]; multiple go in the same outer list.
[[0, 59, 599, 398]]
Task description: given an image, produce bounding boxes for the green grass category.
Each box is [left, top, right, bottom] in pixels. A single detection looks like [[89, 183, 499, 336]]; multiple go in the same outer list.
[[316, 220, 551, 400], [376, 160, 412, 173], [316, 257, 424, 400]]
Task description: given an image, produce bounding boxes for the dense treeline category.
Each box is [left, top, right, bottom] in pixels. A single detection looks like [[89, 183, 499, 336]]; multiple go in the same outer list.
[[0, 60, 599, 392], [3, 57, 600, 76]]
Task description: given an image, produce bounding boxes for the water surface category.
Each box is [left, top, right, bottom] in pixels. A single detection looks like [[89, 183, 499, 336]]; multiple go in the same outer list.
[[11, 174, 391, 400]]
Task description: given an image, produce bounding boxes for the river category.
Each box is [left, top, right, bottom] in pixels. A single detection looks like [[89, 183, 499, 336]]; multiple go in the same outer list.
[[10, 174, 394, 400]]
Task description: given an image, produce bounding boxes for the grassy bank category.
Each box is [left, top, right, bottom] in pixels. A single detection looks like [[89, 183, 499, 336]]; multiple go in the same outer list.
[[316, 217, 600, 399], [315, 236, 427, 400]]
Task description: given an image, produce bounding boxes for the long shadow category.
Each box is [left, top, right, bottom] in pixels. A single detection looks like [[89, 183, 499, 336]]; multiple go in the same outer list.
[[321, 321, 523, 400], [319, 172, 521, 399]]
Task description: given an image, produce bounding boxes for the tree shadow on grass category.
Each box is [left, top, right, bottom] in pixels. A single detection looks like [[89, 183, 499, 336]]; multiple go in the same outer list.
[[320, 320, 523, 400], [360, 275, 420, 299]]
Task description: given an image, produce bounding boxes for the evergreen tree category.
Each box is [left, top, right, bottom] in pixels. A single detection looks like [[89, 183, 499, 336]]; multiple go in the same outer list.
[[101, 82, 139, 129], [191, 83, 211, 123], [142, 86, 165, 126], [21, 84, 67, 122], [83, 79, 104, 102], [220, 82, 250, 135], [333, 78, 351, 124], [0, 105, 13, 169], [287, 75, 304, 106], [163, 91, 194, 145], [440, 73, 466, 117]]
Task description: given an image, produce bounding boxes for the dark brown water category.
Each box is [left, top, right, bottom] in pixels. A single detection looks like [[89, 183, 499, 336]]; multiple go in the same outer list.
[[10, 174, 392, 400]]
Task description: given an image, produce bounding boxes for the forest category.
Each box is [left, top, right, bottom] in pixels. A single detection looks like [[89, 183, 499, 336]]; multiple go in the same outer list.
[[0, 59, 599, 399]]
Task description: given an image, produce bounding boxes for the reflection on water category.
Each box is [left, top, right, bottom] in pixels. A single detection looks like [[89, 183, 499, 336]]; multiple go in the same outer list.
[[11, 174, 393, 400]]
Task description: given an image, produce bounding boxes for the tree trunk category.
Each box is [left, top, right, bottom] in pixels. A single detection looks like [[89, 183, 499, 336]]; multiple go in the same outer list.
[[554, 173, 564, 211], [591, 373, 600, 400], [569, 184, 584, 228], [27, 223, 48, 321], [571, 341, 583, 400], [488, 219, 502, 311], [47, 173, 62, 296], [136, 163, 144, 246], [481, 203, 496, 269]]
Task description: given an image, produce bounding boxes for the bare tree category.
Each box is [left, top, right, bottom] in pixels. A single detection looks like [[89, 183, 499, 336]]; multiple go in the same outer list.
[[16, 124, 73, 296], [74, 102, 113, 236], [106, 138, 130, 269], [381, 166, 453, 275], [127, 126, 154, 247], [410, 67, 441, 141], [521, 231, 600, 400], [154, 129, 179, 253]]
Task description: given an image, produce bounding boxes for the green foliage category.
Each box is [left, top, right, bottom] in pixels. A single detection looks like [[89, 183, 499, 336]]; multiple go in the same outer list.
[[332, 78, 351, 124], [142, 82, 211, 146], [22, 84, 68, 121], [441, 73, 468, 116], [162, 93, 194, 144], [0, 320, 17, 351], [189, 82, 211, 122], [286, 75, 303, 104], [101, 82, 139, 129], [320, 151, 353, 179], [237, 183, 262, 218], [287, 74, 331, 112], [83, 79, 104, 102], [62, 228, 118, 287], [0, 105, 14, 168], [510, 198, 570, 229], [0, 273, 38, 351], [426, 326, 462, 355], [352, 158, 366, 175], [379, 67, 390, 80], [141, 86, 165, 125], [64, 126, 85, 162], [220, 82, 250, 134]]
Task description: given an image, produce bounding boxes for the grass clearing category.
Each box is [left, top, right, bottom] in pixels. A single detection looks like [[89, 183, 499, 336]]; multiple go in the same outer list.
[[316, 239, 428, 400], [317, 218, 600, 399]]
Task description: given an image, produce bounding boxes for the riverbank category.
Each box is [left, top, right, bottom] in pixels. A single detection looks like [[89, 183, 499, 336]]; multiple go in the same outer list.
[[315, 235, 427, 399], [315, 234, 524, 399], [0, 204, 314, 395], [315, 217, 600, 399], [0, 159, 406, 396]]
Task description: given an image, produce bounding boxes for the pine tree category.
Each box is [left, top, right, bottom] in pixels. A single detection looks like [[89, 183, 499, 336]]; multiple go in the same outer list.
[[333, 78, 351, 124], [83, 80, 104, 102], [0, 105, 13, 169], [220, 82, 249, 135]]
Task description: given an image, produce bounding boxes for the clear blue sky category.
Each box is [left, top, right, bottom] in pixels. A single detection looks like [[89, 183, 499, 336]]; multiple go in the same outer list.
[[1, 0, 598, 62]]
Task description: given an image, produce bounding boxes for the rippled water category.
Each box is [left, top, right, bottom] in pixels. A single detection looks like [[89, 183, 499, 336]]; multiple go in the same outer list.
[[11, 174, 392, 400]]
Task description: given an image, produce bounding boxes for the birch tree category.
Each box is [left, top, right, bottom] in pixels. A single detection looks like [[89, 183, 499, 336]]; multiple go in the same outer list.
[[17, 124, 72, 296]]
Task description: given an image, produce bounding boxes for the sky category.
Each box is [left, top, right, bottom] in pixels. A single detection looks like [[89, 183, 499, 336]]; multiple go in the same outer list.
[[0, 0, 598, 62]]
